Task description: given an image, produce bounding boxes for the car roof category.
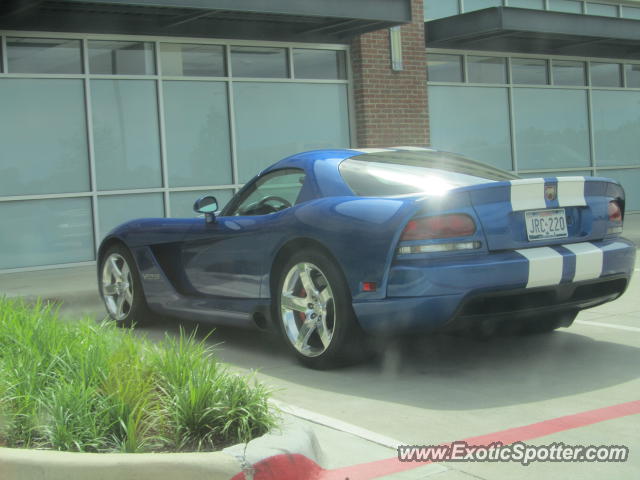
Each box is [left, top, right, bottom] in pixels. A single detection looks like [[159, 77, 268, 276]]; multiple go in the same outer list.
[[263, 146, 441, 172]]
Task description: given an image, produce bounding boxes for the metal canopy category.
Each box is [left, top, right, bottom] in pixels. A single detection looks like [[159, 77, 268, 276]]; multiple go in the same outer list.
[[426, 7, 640, 60], [0, 0, 412, 43]]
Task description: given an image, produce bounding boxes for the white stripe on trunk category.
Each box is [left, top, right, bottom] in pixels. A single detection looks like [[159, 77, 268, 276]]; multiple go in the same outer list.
[[556, 177, 587, 207], [392, 146, 431, 151], [562, 242, 603, 281], [510, 178, 546, 211], [516, 247, 564, 288]]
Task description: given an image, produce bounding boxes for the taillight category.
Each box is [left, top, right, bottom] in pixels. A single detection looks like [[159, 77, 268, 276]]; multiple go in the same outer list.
[[607, 200, 623, 235], [401, 214, 476, 241], [608, 200, 622, 223]]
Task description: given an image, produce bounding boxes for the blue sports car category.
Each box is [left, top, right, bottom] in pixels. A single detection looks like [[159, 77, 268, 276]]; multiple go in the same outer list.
[[98, 147, 636, 368]]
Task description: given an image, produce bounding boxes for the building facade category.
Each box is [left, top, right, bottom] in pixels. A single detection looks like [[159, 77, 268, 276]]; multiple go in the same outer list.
[[0, 0, 638, 272]]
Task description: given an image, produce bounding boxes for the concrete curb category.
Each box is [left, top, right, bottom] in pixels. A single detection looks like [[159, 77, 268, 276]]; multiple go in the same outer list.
[[0, 416, 323, 480]]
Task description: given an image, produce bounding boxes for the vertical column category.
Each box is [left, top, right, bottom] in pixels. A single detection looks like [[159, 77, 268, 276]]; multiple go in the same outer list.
[[350, 0, 429, 147]]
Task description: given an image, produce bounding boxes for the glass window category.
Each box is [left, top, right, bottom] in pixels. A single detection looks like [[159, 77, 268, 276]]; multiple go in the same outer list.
[[229, 170, 306, 216], [624, 64, 640, 88], [170, 190, 234, 218], [339, 153, 516, 197], [160, 43, 225, 77], [424, 0, 459, 20], [233, 83, 350, 182], [622, 6, 640, 19], [513, 88, 590, 169], [429, 86, 512, 171], [549, 0, 583, 13], [586, 2, 618, 17], [590, 62, 622, 87], [230, 47, 288, 78], [98, 193, 164, 240], [88, 41, 155, 75], [163, 81, 232, 187], [464, 0, 502, 13], [553, 60, 586, 86], [7, 37, 82, 74], [293, 49, 346, 79], [427, 54, 463, 82], [467, 56, 507, 84], [595, 169, 640, 211], [511, 58, 548, 85], [592, 90, 640, 167], [508, 0, 545, 10], [91, 80, 162, 190], [0, 198, 94, 269], [0, 79, 90, 196]]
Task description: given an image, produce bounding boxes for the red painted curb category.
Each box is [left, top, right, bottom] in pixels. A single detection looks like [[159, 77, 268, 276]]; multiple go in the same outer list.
[[233, 399, 640, 480]]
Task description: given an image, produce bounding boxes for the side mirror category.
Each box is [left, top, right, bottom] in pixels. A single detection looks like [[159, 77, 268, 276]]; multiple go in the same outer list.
[[193, 195, 218, 223]]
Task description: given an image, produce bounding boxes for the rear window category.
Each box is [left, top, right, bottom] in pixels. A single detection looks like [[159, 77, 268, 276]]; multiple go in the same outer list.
[[339, 151, 518, 197]]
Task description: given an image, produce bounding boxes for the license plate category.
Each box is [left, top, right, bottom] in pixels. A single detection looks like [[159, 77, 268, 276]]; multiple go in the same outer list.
[[525, 208, 568, 241]]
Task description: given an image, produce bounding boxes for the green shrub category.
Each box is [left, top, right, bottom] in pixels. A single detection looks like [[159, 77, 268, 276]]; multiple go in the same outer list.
[[0, 298, 277, 452]]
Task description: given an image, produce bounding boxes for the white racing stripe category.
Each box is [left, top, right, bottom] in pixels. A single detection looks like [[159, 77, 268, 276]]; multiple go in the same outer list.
[[516, 247, 564, 288], [575, 320, 640, 333], [556, 177, 587, 207], [510, 179, 546, 211], [563, 242, 603, 282]]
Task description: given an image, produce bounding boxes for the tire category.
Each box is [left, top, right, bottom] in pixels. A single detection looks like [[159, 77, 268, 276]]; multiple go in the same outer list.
[[98, 243, 153, 327], [516, 310, 577, 335], [275, 249, 367, 369]]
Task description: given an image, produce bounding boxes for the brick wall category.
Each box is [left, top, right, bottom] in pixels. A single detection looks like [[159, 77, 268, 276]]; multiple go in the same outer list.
[[350, 0, 429, 147]]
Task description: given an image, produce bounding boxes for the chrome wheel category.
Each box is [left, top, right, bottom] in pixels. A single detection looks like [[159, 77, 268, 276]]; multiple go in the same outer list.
[[280, 262, 335, 357], [101, 253, 134, 321]]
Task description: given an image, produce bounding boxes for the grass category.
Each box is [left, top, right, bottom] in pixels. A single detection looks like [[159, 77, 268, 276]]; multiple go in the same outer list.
[[0, 298, 277, 453]]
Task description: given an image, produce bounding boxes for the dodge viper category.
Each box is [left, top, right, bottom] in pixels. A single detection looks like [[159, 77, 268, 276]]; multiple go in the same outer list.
[[98, 147, 636, 368]]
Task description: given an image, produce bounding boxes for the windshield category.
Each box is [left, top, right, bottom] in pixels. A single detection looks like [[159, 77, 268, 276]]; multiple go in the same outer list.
[[339, 150, 519, 197]]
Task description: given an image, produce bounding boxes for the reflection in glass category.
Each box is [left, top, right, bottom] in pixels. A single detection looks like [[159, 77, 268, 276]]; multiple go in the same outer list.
[[467, 56, 507, 84], [427, 54, 463, 82], [622, 6, 640, 19], [512, 58, 548, 85], [234, 83, 350, 182], [170, 190, 234, 218], [7, 37, 83, 74], [624, 64, 640, 88], [586, 2, 618, 17], [230, 47, 288, 78], [590, 62, 622, 87], [89, 41, 155, 75], [429, 86, 512, 171], [464, 0, 501, 13], [513, 88, 590, 169], [160, 43, 225, 77], [424, 0, 459, 20], [553, 60, 586, 86], [549, 0, 583, 13], [509, 0, 545, 9], [0, 198, 94, 269], [91, 80, 162, 190], [592, 90, 640, 167], [293, 49, 346, 79], [98, 194, 164, 240], [0, 79, 90, 195], [163, 81, 232, 187]]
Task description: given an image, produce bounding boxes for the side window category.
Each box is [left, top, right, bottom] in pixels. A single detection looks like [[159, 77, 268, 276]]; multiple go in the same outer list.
[[230, 169, 306, 216]]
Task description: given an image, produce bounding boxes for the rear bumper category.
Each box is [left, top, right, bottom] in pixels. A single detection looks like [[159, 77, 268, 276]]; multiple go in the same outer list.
[[353, 238, 636, 334]]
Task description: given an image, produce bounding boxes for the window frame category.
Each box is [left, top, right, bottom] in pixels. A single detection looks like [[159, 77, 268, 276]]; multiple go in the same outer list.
[[222, 168, 307, 217]]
